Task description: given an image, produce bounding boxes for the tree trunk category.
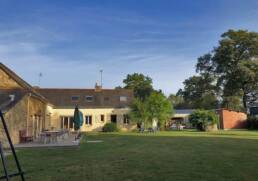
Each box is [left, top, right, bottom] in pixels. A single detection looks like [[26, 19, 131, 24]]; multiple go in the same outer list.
[[243, 93, 247, 112]]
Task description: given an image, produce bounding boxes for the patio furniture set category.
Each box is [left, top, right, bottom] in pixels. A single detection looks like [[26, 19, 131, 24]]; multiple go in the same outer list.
[[19, 130, 69, 144]]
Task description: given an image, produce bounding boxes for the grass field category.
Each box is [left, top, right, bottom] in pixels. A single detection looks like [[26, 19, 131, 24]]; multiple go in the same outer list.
[[2, 130, 258, 181]]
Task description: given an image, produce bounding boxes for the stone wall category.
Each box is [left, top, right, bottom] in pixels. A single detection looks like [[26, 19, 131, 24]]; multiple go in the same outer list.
[[0, 96, 28, 145], [206, 124, 218, 131], [0, 94, 48, 145], [0, 65, 49, 144]]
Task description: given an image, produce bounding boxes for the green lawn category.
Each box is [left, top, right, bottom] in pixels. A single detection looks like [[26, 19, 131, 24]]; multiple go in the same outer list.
[[2, 130, 258, 181]]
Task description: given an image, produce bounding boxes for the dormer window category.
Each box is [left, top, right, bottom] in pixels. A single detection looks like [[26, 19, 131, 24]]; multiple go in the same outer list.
[[120, 96, 127, 102], [85, 96, 94, 102], [71, 95, 80, 101]]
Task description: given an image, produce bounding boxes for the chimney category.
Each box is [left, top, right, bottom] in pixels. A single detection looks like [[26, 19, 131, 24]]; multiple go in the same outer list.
[[95, 83, 102, 92]]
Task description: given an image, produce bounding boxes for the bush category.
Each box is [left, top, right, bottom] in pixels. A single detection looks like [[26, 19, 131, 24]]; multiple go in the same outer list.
[[247, 116, 258, 130], [189, 110, 219, 131], [102, 123, 119, 132]]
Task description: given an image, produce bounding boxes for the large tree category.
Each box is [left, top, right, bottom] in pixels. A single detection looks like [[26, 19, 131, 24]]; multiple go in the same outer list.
[[130, 92, 173, 129], [123, 73, 153, 100], [130, 98, 150, 127], [196, 29, 258, 110], [178, 74, 218, 109], [146, 92, 173, 128], [168, 94, 184, 109]]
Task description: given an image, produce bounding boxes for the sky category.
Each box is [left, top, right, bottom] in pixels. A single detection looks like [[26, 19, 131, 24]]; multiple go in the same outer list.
[[0, 0, 258, 95]]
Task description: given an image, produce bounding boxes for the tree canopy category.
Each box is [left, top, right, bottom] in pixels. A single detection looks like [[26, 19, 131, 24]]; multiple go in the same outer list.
[[177, 74, 217, 109], [130, 92, 173, 129], [196, 29, 258, 110], [146, 92, 173, 127], [123, 73, 153, 100], [189, 110, 219, 131], [130, 98, 150, 126], [179, 29, 258, 111], [168, 93, 187, 109]]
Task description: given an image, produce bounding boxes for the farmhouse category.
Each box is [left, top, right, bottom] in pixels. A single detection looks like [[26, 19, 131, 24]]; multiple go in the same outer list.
[[36, 87, 134, 132], [0, 63, 134, 144]]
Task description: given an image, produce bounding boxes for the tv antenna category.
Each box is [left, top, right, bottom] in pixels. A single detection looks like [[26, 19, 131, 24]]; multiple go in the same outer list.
[[38, 72, 43, 87], [100, 70, 103, 87]]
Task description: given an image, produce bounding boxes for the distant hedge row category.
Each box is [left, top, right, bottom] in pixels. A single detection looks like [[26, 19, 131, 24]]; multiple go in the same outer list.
[[247, 116, 258, 130]]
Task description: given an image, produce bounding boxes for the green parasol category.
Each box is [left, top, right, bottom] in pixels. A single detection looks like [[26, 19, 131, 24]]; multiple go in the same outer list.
[[73, 106, 83, 131]]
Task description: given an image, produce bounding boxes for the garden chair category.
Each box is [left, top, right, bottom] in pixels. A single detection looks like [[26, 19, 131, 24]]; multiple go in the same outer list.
[[139, 127, 144, 133], [19, 130, 33, 143]]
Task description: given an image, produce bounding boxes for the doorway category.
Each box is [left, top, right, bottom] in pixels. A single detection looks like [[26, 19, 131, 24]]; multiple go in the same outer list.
[[33, 115, 41, 138], [111, 114, 117, 123]]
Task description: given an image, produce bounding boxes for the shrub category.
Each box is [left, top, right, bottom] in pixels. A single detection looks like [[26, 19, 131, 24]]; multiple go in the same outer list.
[[247, 116, 258, 130], [102, 123, 119, 132], [189, 110, 219, 131]]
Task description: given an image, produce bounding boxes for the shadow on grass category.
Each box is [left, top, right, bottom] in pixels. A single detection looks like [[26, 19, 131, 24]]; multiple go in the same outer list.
[[84, 130, 258, 141], [3, 130, 258, 181]]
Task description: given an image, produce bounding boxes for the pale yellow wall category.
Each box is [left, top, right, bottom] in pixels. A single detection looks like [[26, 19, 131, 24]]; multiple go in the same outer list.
[[49, 108, 136, 131], [45, 105, 53, 129]]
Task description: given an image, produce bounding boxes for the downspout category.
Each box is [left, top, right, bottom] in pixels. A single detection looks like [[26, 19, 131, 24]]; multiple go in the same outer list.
[[26, 93, 31, 136]]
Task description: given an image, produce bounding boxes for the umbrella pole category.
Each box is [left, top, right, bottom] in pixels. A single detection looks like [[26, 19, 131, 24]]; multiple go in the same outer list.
[[77, 129, 81, 140], [75, 129, 80, 140]]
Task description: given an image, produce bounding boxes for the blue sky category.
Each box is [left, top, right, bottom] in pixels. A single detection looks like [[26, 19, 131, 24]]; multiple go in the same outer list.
[[0, 0, 258, 95]]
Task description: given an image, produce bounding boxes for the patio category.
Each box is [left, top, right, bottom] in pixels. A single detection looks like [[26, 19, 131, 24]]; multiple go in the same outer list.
[[15, 133, 80, 148]]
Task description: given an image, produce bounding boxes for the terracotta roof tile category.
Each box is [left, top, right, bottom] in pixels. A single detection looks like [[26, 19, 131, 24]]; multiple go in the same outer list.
[[36, 88, 134, 108]]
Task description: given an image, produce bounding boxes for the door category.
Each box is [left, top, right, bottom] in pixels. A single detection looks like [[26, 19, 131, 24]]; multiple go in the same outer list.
[[64, 117, 69, 129], [33, 115, 38, 138], [111, 114, 117, 123]]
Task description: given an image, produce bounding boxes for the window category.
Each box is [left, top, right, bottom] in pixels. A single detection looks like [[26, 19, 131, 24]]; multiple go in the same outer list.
[[85, 96, 94, 102], [60, 116, 74, 129], [69, 117, 74, 129], [71, 95, 80, 101], [120, 96, 127, 102], [101, 114, 105, 122], [123, 114, 130, 124], [63, 117, 69, 129], [85, 115, 92, 125]]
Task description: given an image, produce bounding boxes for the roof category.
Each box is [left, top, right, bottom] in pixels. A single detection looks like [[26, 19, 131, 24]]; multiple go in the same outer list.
[[0, 63, 34, 90], [0, 63, 49, 112], [36, 88, 134, 109], [0, 89, 26, 112], [175, 109, 195, 115], [0, 63, 133, 110]]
